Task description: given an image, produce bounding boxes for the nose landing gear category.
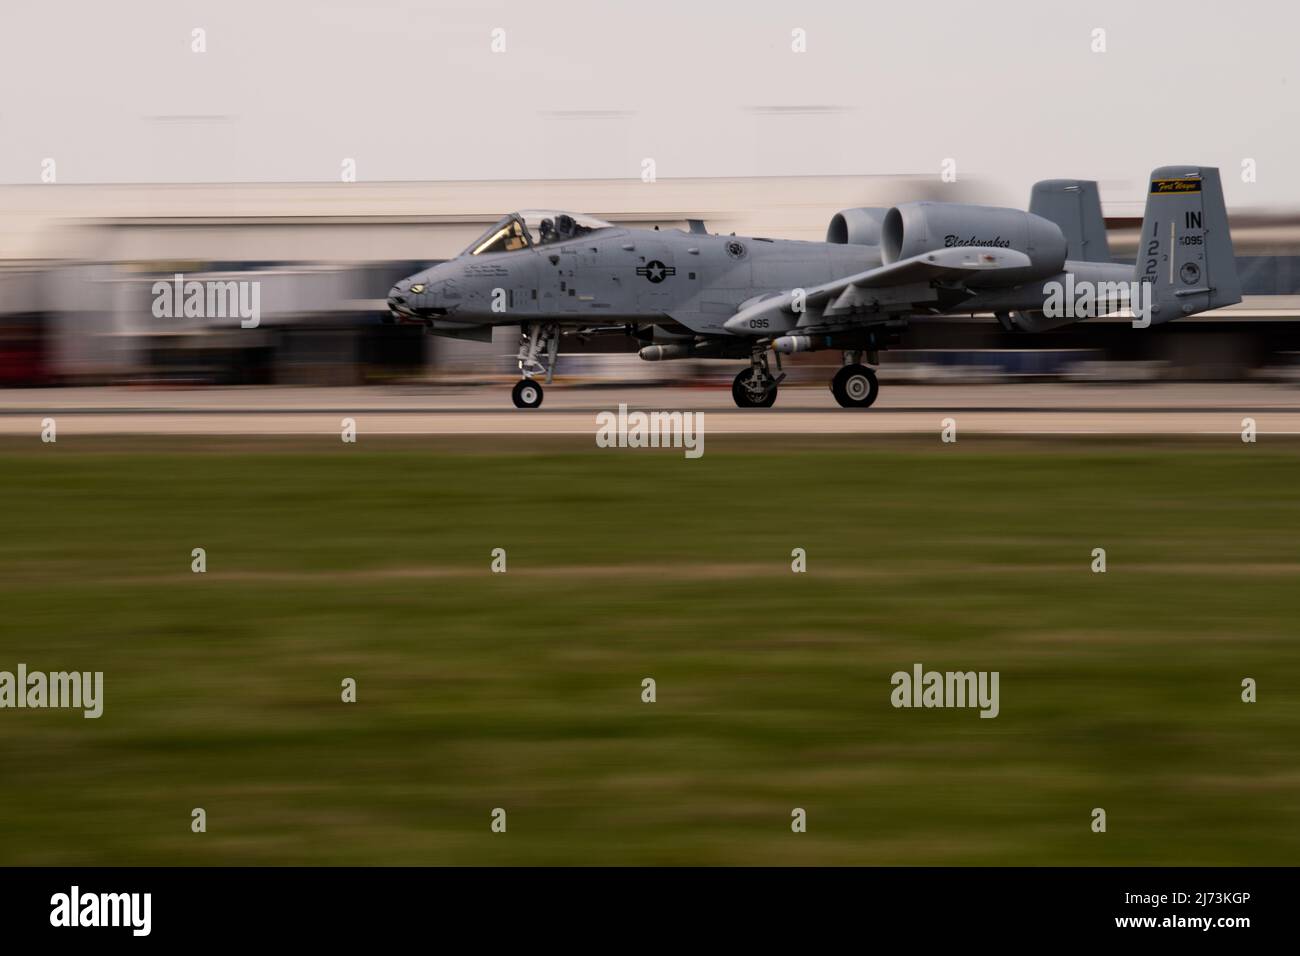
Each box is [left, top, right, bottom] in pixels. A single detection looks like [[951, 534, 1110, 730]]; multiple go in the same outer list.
[[512, 322, 560, 409], [732, 346, 784, 408]]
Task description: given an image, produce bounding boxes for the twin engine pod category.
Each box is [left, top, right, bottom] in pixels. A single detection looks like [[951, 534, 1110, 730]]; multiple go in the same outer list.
[[829, 202, 1068, 287]]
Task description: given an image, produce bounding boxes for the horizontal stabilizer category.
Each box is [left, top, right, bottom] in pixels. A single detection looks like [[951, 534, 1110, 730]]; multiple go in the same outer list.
[[1029, 179, 1111, 263]]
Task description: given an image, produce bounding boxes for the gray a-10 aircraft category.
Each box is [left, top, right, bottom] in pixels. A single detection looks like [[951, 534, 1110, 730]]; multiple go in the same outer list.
[[386, 165, 1240, 408]]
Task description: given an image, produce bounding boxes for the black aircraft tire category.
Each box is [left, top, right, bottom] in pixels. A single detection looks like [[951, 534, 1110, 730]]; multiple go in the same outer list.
[[732, 372, 756, 408], [831, 365, 879, 409], [511, 379, 544, 409], [732, 368, 777, 408]]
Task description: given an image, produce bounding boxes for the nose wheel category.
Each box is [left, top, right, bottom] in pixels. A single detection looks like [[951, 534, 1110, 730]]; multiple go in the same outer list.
[[732, 349, 782, 408], [512, 379, 543, 409], [831, 364, 879, 408]]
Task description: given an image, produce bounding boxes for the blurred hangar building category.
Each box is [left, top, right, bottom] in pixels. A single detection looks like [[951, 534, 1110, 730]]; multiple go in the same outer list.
[[2, 176, 1300, 386]]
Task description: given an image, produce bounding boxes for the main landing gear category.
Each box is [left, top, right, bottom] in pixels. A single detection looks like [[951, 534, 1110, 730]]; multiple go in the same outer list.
[[827, 349, 879, 408], [830, 364, 879, 408], [511, 322, 559, 409], [731, 347, 784, 408], [730, 347, 880, 409]]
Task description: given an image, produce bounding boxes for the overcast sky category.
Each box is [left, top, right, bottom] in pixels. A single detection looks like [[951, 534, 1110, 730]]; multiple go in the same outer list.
[[1, 0, 1293, 209]]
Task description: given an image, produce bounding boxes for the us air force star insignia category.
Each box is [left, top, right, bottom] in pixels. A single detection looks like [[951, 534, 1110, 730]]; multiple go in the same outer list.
[[636, 260, 676, 283]]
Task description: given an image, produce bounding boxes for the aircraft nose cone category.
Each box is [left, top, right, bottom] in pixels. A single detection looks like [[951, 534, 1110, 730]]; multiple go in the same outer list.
[[387, 282, 415, 323]]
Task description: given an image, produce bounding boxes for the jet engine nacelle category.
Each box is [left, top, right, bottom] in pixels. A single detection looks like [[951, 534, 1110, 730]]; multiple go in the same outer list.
[[826, 207, 890, 246], [881, 202, 1067, 285]]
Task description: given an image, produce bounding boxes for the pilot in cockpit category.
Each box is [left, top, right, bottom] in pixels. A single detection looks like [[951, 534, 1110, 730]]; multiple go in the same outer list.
[[536, 214, 580, 246]]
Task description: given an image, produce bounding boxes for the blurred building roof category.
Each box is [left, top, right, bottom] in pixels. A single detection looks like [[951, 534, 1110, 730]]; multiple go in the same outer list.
[[0, 175, 979, 262]]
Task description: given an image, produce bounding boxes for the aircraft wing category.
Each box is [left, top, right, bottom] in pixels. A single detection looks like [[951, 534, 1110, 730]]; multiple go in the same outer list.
[[723, 246, 1031, 334]]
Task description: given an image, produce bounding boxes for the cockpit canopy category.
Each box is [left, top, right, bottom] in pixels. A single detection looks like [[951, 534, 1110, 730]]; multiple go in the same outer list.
[[462, 210, 614, 256]]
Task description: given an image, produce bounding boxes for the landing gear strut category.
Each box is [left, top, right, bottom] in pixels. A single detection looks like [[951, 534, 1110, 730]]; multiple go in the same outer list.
[[830, 351, 879, 408], [512, 322, 560, 409], [732, 347, 783, 408]]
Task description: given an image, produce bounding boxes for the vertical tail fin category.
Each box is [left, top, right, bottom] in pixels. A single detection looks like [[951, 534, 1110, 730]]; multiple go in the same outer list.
[[1030, 179, 1111, 263], [1136, 166, 1241, 324]]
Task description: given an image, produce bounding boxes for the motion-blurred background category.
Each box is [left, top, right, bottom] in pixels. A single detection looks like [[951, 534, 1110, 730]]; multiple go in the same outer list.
[[6, 176, 1300, 389]]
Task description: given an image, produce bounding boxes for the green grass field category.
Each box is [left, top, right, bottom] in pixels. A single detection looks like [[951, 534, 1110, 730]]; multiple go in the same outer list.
[[0, 437, 1297, 865]]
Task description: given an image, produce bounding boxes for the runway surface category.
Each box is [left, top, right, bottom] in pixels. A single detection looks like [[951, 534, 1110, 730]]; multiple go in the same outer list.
[[2, 383, 1300, 436]]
